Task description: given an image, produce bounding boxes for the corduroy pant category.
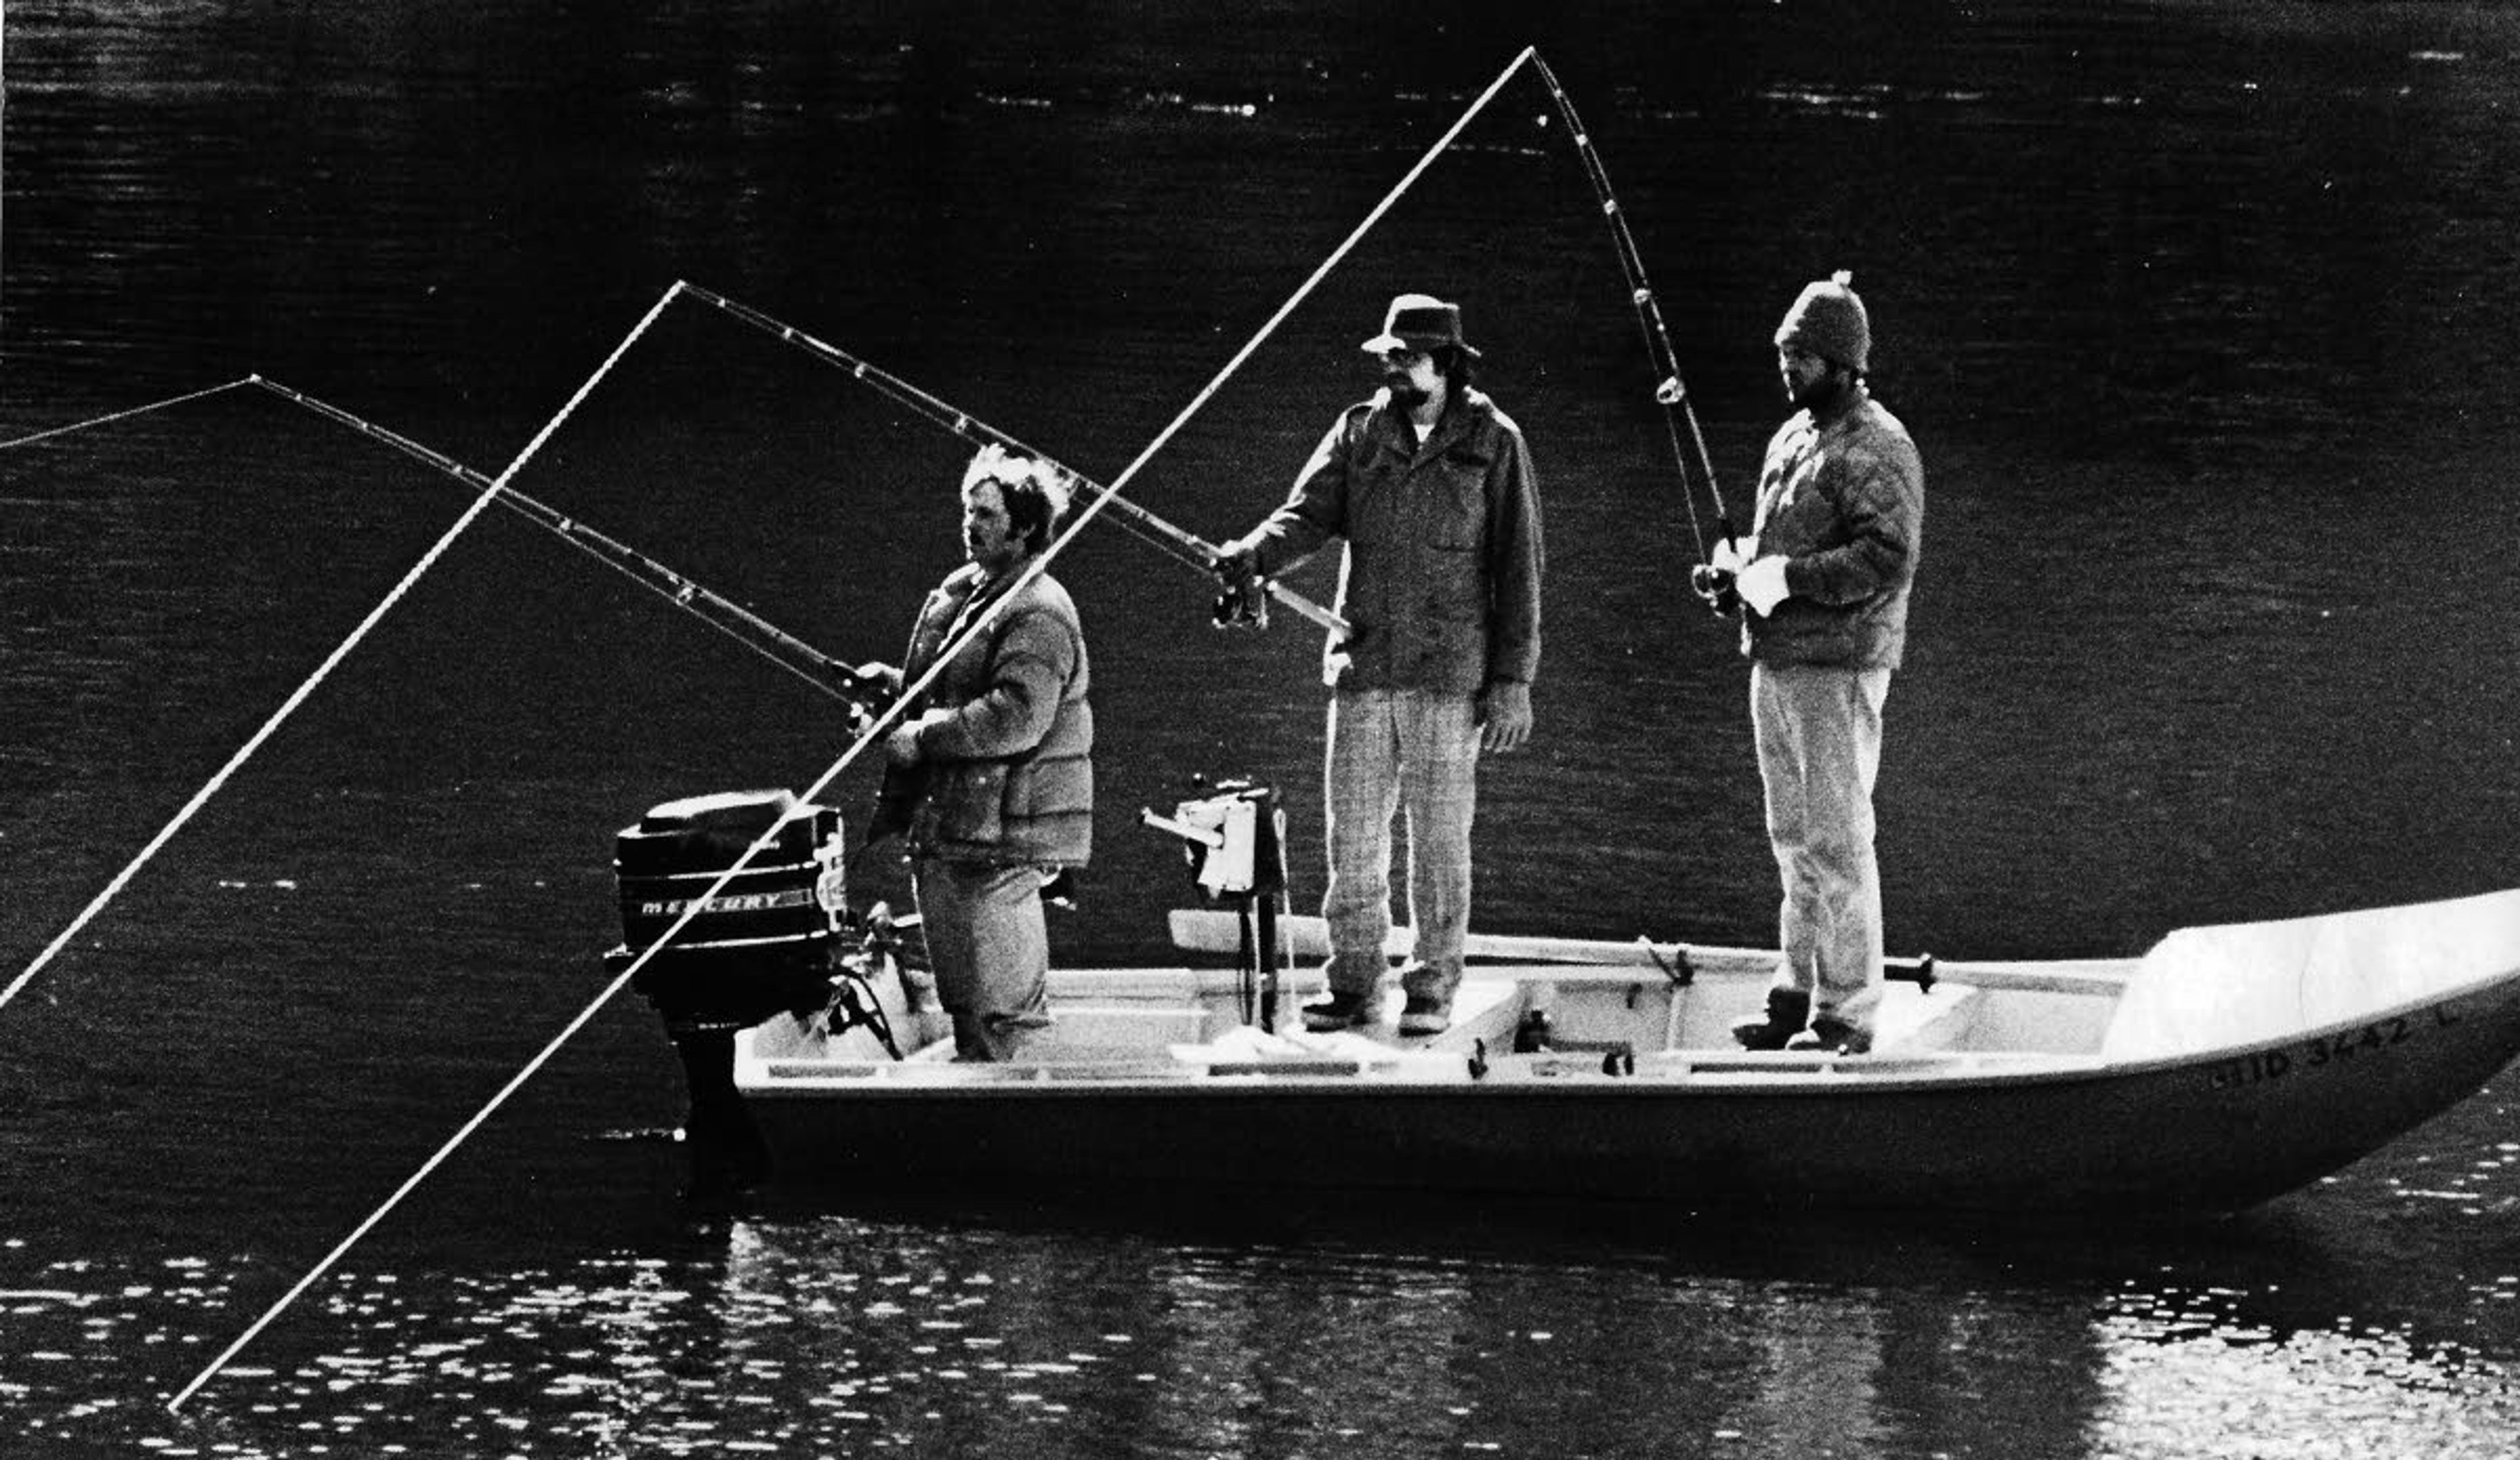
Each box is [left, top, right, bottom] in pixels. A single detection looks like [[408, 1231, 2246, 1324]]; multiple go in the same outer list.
[[1320, 687, 1482, 1007]]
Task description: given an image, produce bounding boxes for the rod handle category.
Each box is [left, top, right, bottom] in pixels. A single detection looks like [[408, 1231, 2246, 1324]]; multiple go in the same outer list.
[[1268, 580, 1351, 638]]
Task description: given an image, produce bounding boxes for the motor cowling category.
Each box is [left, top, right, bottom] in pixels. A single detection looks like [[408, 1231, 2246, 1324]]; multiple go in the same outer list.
[[604, 787, 849, 1033]]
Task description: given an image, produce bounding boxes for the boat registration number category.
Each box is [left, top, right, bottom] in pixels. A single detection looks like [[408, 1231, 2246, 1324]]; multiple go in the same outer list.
[[2206, 1006, 2458, 1092]]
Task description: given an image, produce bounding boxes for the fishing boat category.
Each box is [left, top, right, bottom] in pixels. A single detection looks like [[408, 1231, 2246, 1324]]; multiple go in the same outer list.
[[611, 784, 2520, 1214]]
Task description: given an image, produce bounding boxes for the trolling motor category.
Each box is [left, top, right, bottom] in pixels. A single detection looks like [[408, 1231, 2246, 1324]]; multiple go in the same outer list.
[[1141, 779, 1292, 1031], [602, 787, 905, 1193]]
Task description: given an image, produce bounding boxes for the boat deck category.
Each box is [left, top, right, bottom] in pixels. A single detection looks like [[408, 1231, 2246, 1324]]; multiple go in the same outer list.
[[743, 960, 2123, 1094]]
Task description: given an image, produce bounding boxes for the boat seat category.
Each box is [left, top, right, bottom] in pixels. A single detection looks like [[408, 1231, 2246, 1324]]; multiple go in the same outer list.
[[1869, 983, 1983, 1054], [1023, 1004, 1214, 1059], [1419, 978, 1528, 1053], [1148, 979, 1526, 1067], [893, 1004, 1214, 1063]]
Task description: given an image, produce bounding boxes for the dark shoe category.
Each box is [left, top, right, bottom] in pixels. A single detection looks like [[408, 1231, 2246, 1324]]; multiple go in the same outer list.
[[1397, 995, 1452, 1037], [1785, 1016, 1872, 1056], [1731, 989, 1811, 1050], [1302, 989, 1381, 1032]]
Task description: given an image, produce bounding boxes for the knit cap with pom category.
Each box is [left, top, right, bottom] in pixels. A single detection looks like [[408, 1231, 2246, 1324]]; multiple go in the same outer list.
[[1774, 270, 1872, 373]]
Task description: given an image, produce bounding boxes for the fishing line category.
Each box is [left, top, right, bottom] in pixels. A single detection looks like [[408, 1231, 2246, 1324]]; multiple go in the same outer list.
[[163, 284, 689, 1411], [1526, 53, 1734, 554], [0, 376, 259, 450], [679, 282, 1350, 637], [169, 45, 1538, 1411], [247, 375, 885, 716], [10, 295, 676, 1040], [3, 360, 870, 1027]]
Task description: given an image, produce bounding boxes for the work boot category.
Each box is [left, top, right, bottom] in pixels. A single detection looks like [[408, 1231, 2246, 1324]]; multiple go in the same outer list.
[[1731, 988, 1810, 1050], [1394, 960, 1454, 1036], [1302, 989, 1382, 1032], [1786, 1014, 1873, 1056], [1397, 994, 1452, 1037]]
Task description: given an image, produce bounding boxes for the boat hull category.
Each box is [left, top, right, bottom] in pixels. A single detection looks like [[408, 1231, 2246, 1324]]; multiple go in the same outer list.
[[739, 965, 2520, 1214]]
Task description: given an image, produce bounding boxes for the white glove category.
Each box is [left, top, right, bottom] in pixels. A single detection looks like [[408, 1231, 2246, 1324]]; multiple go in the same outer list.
[[1708, 536, 1755, 576], [1738, 556, 1791, 616]]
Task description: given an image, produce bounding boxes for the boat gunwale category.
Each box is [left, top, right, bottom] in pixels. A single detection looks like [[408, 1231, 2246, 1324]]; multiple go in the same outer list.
[[739, 956, 2520, 1100]]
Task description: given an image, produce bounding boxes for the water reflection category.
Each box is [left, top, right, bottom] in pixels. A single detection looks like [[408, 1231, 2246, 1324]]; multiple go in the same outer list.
[[2094, 1289, 2520, 1458], [691, 1204, 2118, 1459], [7, 1180, 2520, 1456]]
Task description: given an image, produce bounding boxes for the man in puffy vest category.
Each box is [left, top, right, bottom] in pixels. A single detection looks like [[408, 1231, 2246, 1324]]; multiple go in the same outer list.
[[866, 444, 1094, 1061], [1712, 272, 1924, 1057], [1214, 293, 1544, 1038]]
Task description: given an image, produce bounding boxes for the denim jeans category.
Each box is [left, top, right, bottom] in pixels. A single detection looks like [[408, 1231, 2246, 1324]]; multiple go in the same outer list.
[[1320, 687, 1482, 1005], [1752, 662, 1892, 1031], [914, 859, 1054, 1061]]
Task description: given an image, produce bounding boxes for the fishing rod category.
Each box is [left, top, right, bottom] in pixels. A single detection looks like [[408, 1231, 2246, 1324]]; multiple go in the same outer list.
[[1526, 53, 1732, 552], [247, 375, 889, 724], [678, 281, 1353, 639], [1524, 54, 1743, 612], [166, 286, 695, 1412], [171, 47, 1538, 1412], [9, 294, 682, 1034], [0, 368, 883, 1025]]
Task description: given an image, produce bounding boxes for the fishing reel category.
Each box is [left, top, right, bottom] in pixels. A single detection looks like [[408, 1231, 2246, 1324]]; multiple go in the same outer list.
[[1211, 578, 1270, 630], [824, 661, 897, 739], [1208, 546, 1270, 631], [1689, 563, 1740, 616]]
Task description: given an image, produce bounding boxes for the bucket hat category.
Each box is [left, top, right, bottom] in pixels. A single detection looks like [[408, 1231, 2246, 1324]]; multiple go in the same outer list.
[[1360, 292, 1480, 359]]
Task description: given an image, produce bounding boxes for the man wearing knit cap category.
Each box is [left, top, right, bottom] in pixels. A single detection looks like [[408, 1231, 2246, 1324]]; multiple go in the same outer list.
[[1710, 271, 1923, 1056], [1213, 292, 1544, 1038]]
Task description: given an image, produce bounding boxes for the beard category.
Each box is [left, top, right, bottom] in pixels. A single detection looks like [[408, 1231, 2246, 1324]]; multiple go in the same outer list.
[[1786, 366, 1847, 413], [1383, 373, 1429, 412]]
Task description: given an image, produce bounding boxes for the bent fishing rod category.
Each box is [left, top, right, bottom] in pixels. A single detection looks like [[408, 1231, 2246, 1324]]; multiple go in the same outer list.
[[1524, 53, 1737, 569], [0, 370, 885, 1022], [1526, 53, 1755, 620], [247, 375, 890, 723], [171, 47, 1540, 1413], [6, 290, 684, 1029], [677, 281, 1352, 638], [1, 377, 883, 709]]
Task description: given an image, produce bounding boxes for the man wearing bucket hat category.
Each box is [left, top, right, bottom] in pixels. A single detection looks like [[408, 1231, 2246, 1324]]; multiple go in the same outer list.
[[1213, 292, 1544, 1037], [1709, 271, 1924, 1057]]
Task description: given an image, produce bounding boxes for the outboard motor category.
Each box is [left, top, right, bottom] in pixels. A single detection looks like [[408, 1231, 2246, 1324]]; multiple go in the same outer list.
[[1143, 779, 1292, 1031], [603, 788, 867, 1193], [610, 788, 849, 1019]]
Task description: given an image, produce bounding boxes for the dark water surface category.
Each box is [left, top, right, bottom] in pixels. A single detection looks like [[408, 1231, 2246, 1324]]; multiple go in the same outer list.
[[7, 2, 2520, 1455]]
